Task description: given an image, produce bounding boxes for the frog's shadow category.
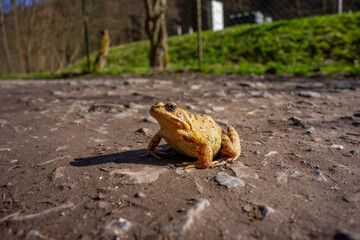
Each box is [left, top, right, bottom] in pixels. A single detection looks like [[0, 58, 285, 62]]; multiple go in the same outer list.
[[70, 144, 194, 167]]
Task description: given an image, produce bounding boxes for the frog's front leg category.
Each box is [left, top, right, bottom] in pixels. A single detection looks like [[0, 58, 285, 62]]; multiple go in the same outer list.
[[217, 126, 241, 164], [140, 130, 167, 159], [182, 132, 213, 169]]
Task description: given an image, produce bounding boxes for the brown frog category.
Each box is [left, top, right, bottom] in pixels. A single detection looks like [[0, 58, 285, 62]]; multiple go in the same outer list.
[[141, 102, 241, 168]]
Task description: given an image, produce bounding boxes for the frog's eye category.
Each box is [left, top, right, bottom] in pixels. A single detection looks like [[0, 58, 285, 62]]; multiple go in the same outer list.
[[165, 103, 177, 112]]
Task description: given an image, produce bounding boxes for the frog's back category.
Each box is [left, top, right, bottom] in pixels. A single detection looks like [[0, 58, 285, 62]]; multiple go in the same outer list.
[[173, 108, 222, 157]]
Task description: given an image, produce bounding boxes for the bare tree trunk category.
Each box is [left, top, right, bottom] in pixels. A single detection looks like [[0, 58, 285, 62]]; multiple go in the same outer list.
[[196, 0, 203, 69], [140, 16, 145, 40], [24, 0, 37, 73], [69, 42, 82, 63], [11, 0, 25, 72], [144, 0, 169, 69], [93, 29, 110, 71], [55, 41, 67, 71], [0, 2, 13, 72], [322, 0, 327, 14], [295, 0, 301, 17], [82, 0, 91, 73], [126, 19, 133, 42]]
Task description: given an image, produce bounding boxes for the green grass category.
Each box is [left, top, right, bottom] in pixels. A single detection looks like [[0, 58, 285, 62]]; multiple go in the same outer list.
[[2, 12, 360, 79]]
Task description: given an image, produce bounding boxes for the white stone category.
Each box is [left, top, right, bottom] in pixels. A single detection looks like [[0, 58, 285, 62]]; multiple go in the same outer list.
[[109, 167, 168, 185], [264, 151, 278, 157], [298, 91, 321, 98], [230, 162, 258, 179], [161, 199, 210, 237], [195, 182, 204, 194], [276, 169, 300, 185], [99, 218, 133, 238], [51, 167, 66, 181], [215, 172, 245, 188], [331, 144, 344, 150], [314, 170, 328, 182], [211, 106, 225, 112], [56, 145, 70, 151]]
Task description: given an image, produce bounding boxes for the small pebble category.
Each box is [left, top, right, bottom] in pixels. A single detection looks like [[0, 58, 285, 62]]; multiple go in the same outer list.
[[135, 127, 151, 136], [99, 218, 133, 238], [243, 204, 253, 213], [98, 201, 111, 209], [211, 106, 225, 112], [118, 147, 130, 152], [109, 167, 168, 184], [60, 183, 75, 190], [343, 190, 360, 203], [51, 167, 65, 181], [215, 172, 245, 188], [160, 199, 210, 237], [305, 126, 315, 134], [314, 170, 328, 182], [331, 144, 344, 150], [195, 182, 204, 194], [56, 145, 70, 151], [82, 174, 91, 180], [97, 187, 116, 194], [26, 230, 41, 238], [264, 151, 278, 157], [253, 141, 264, 146], [298, 91, 321, 98], [289, 116, 306, 127], [190, 85, 201, 90], [350, 150, 360, 155], [135, 192, 146, 198]]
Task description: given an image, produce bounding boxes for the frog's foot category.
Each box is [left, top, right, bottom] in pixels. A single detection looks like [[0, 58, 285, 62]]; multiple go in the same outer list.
[[224, 157, 236, 164], [181, 161, 210, 169], [140, 149, 167, 159], [211, 158, 235, 167], [182, 161, 214, 169], [212, 161, 227, 167]]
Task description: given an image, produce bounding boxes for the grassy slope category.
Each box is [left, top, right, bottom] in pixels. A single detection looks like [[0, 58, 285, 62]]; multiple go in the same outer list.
[[2, 12, 360, 79]]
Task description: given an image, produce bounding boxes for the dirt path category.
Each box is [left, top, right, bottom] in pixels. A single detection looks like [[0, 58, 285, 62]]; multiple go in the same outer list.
[[0, 76, 359, 240]]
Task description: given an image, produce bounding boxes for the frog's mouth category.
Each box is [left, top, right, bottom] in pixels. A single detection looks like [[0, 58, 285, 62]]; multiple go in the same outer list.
[[150, 107, 178, 121], [150, 107, 191, 131]]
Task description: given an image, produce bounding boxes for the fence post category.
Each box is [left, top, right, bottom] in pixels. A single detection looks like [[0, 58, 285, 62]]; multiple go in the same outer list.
[[82, 0, 91, 73], [338, 0, 343, 14], [197, 0, 203, 69]]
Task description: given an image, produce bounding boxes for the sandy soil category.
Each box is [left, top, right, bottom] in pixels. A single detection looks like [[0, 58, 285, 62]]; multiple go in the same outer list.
[[0, 75, 359, 240]]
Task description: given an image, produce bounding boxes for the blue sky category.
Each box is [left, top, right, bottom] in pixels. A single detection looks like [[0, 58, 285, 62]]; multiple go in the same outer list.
[[1, 0, 41, 13]]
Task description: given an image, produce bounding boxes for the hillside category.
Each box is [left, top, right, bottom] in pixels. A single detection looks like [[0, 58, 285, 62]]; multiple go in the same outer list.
[[3, 12, 360, 78], [63, 12, 360, 77]]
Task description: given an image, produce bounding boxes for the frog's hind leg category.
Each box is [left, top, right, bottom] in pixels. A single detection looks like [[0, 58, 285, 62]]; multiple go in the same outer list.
[[217, 126, 241, 165], [181, 133, 214, 169], [182, 144, 213, 169]]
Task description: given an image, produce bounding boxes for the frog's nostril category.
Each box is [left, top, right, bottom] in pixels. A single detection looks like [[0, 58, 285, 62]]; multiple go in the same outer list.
[[156, 101, 164, 106]]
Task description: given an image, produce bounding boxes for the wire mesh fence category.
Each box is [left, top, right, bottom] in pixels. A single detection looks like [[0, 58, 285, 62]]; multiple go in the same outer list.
[[169, 0, 359, 36], [0, 0, 359, 74]]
